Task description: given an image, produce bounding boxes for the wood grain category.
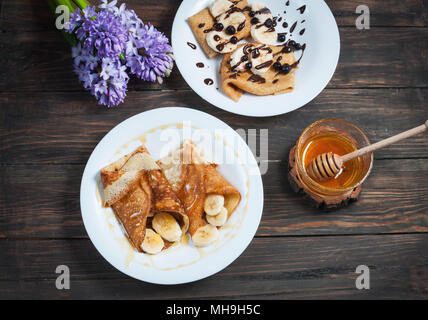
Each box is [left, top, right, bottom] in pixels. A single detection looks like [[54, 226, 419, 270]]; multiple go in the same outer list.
[[1, 89, 427, 165], [0, 158, 427, 238], [1, 0, 426, 32], [1, 28, 428, 92], [1, 0, 428, 299], [0, 234, 427, 299], [328, 0, 428, 27]]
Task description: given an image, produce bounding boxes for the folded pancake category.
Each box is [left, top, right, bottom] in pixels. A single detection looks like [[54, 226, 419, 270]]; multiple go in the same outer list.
[[220, 43, 297, 102], [101, 146, 189, 254], [188, 0, 251, 58], [158, 141, 241, 247]]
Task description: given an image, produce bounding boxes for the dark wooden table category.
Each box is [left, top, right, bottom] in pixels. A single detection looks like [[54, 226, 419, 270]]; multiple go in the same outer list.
[[1, 0, 428, 299]]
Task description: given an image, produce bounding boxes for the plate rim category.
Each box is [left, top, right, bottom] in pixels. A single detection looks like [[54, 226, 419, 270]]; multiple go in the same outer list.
[[171, 0, 341, 117], [80, 107, 264, 284]]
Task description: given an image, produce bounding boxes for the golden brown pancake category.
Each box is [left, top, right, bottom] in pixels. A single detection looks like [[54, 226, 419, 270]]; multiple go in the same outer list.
[[158, 141, 241, 236], [101, 146, 189, 253], [220, 43, 297, 101], [188, 0, 251, 59]]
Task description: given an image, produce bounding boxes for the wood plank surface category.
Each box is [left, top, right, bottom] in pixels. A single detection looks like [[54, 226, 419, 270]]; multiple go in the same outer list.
[[1, 89, 427, 165], [1, 28, 428, 92], [1, 0, 428, 300], [0, 234, 427, 299], [1, 158, 427, 238], [1, 0, 427, 32]]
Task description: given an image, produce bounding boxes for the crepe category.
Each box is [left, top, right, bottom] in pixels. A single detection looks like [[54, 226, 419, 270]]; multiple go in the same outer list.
[[188, 0, 251, 58], [101, 146, 189, 253], [220, 43, 297, 101], [158, 141, 241, 246]]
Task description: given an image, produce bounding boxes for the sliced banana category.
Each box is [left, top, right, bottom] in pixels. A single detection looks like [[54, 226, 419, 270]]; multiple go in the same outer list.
[[230, 47, 249, 71], [251, 2, 267, 12], [250, 46, 274, 75], [217, 11, 246, 29], [206, 207, 228, 227], [152, 212, 182, 242], [192, 224, 219, 247], [210, 0, 234, 18], [206, 31, 237, 53], [204, 194, 225, 216], [251, 24, 277, 46], [141, 229, 164, 254], [251, 2, 272, 24]]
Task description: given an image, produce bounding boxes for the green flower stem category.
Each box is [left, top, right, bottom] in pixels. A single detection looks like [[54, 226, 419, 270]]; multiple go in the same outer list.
[[46, 0, 78, 46], [72, 0, 88, 9], [54, 0, 75, 11]]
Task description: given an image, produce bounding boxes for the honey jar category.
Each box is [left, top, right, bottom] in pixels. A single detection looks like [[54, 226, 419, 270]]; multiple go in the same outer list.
[[294, 119, 373, 200]]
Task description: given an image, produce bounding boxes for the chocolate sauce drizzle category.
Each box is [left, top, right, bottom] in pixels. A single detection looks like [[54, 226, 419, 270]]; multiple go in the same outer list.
[[297, 5, 306, 14], [273, 40, 306, 75], [229, 44, 274, 75], [204, 78, 214, 85], [248, 74, 266, 84], [255, 60, 273, 70], [289, 21, 297, 34], [191, 0, 309, 89], [203, 1, 247, 36], [187, 42, 196, 50]]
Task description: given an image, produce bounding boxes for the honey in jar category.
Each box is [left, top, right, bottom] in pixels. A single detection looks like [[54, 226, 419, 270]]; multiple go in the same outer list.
[[300, 133, 364, 189]]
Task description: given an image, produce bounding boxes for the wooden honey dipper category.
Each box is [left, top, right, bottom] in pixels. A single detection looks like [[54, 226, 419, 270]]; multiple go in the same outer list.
[[308, 120, 428, 181]]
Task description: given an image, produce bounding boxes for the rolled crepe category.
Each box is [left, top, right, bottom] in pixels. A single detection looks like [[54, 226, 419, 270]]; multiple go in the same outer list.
[[158, 141, 241, 246], [220, 43, 297, 102], [101, 146, 189, 253]]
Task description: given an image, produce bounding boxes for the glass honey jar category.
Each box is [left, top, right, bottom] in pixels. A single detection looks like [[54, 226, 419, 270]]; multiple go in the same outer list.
[[294, 119, 374, 200]]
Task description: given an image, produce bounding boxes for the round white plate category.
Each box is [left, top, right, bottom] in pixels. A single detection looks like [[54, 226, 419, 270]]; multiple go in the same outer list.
[[172, 0, 340, 117], [80, 107, 264, 284]]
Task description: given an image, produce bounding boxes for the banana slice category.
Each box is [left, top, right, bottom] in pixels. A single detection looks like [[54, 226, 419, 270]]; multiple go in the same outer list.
[[204, 194, 225, 216], [152, 212, 182, 242], [217, 11, 246, 30], [192, 224, 219, 247], [250, 45, 274, 75], [206, 31, 237, 53], [230, 47, 250, 71], [206, 207, 228, 227], [141, 229, 164, 254], [251, 25, 277, 45], [210, 0, 234, 18], [251, 2, 273, 24], [251, 2, 268, 11]]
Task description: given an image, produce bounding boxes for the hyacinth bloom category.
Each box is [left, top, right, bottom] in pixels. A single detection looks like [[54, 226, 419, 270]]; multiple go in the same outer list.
[[49, 0, 174, 107]]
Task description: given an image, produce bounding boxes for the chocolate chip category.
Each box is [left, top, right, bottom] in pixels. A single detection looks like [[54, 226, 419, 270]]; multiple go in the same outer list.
[[264, 18, 273, 28], [273, 62, 282, 70], [251, 17, 259, 25], [214, 23, 224, 31], [281, 64, 291, 74], [226, 25, 236, 35]]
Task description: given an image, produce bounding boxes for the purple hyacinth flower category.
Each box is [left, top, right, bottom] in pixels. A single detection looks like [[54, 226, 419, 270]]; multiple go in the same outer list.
[[67, 0, 175, 106]]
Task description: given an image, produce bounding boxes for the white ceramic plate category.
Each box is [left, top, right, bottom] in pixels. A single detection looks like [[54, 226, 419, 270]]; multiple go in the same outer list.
[[80, 107, 264, 284], [172, 0, 340, 117]]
